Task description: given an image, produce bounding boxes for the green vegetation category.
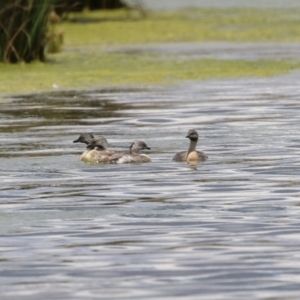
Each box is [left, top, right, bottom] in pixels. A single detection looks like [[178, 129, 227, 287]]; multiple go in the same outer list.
[[61, 8, 300, 45], [2, 52, 299, 94], [0, 1, 55, 63], [2, 8, 300, 95]]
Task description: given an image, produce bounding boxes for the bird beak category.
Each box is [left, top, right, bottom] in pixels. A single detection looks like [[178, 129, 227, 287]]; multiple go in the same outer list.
[[73, 138, 80, 143]]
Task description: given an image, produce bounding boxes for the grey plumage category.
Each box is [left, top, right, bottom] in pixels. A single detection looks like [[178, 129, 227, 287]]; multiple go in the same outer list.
[[173, 129, 207, 162]]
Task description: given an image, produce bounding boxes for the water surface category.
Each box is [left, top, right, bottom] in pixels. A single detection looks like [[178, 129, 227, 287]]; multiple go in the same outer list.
[[142, 0, 300, 10], [1, 70, 300, 299]]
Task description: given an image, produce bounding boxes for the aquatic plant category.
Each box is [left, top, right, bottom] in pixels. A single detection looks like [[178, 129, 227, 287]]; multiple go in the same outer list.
[[0, 0, 56, 63], [47, 10, 64, 54]]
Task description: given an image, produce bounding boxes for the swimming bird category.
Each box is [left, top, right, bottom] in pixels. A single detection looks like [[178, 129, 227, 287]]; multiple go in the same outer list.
[[172, 129, 207, 163], [73, 133, 95, 145], [83, 136, 124, 163], [73, 133, 110, 162], [86, 136, 109, 151], [73, 134, 151, 164], [109, 140, 151, 164]]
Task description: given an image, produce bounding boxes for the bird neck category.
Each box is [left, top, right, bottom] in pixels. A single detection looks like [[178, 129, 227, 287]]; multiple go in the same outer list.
[[188, 138, 198, 154], [130, 144, 137, 154]]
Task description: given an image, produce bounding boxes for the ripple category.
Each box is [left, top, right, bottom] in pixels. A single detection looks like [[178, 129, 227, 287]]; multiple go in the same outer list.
[[1, 73, 300, 299]]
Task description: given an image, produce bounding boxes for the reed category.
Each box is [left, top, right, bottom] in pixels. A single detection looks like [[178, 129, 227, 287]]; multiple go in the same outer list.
[[0, 0, 56, 63]]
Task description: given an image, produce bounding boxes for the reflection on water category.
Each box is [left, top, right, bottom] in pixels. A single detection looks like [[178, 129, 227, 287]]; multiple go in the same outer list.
[[1, 72, 300, 299]]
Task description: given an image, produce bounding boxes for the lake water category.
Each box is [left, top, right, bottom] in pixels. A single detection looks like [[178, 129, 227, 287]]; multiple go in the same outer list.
[[141, 0, 300, 10], [1, 60, 300, 299]]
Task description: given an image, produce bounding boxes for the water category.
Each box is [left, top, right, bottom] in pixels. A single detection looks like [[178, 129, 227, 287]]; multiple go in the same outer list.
[[141, 0, 300, 10], [1, 67, 300, 299], [109, 42, 300, 61]]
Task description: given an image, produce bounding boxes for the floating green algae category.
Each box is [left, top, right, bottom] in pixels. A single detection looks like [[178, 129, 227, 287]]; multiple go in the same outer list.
[[60, 8, 300, 46], [2, 8, 300, 96], [1, 52, 299, 94]]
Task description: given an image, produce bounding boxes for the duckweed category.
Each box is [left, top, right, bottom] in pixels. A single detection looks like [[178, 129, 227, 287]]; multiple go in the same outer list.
[[1, 8, 300, 96]]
